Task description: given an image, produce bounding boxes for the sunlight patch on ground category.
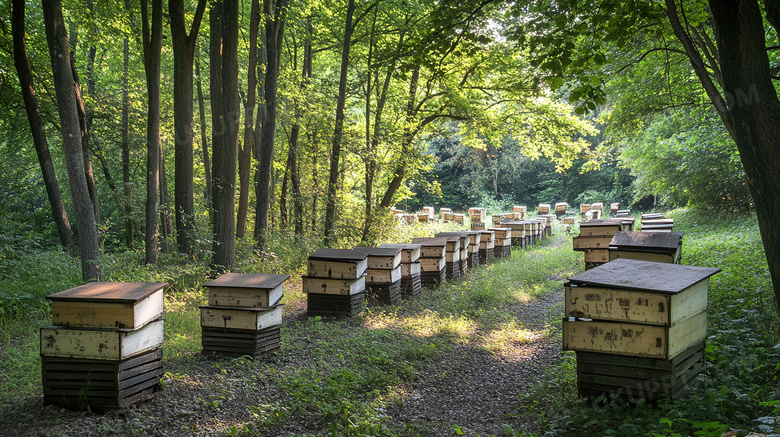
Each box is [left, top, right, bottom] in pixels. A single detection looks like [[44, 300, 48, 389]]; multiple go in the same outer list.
[[365, 309, 478, 342]]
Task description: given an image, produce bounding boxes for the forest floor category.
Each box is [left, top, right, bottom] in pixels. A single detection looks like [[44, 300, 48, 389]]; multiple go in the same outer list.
[[0, 233, 581, 436]]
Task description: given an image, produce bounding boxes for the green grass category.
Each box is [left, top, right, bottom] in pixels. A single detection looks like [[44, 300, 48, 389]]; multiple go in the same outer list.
[[511, 208, 780, 437]]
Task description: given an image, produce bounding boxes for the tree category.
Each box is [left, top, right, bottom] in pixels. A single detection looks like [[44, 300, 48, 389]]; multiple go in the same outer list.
[[140, 0, 163, 265], [511, 0, 780, 309], [323, 0, 358, 247], [12, 0, 75, 252], [254, 0, 290, 249], [212, 0, 240, 271], [170, 0, 207, 255], [42, 0, 101, 280]]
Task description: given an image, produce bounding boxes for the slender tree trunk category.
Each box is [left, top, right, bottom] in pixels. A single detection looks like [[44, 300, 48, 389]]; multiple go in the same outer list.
[[212, 0, 240, 271], [323, 0, 356, 247], [159, 148, 173, 250], [379, 64, 419, 208], [210, 0, 224, 235], [708, 0, 780, 309], [141, 0, 164, 265], [195, 55, 212, 216], [279, 159, 289, 228], [287, 17, 311, 237], [253, 0, 289, 249], [310, 128, 319, 233], [122, 0, 132, 247], [170, 0, 207, 255], [237, 0, 261, 239], [12, 0, 75, 252], [42, 0, 100, 280]]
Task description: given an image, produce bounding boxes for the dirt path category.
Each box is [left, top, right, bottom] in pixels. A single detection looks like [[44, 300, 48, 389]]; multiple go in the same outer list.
[[386, 290, 564, 436]]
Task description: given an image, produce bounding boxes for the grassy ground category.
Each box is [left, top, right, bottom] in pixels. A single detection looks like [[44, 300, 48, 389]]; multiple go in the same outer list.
[[1, 210, 778, 436]]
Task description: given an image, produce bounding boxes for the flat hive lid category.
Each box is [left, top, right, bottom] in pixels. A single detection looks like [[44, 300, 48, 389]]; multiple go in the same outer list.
[[567, 258, 720, 294], [308, 248, 371, 262], [411, 237, 448, 247], [204, 273, 290, 289], [610, 231, 683, 250], [379, 243, 422, 250], [579, 218, 624, 227], [357, 246, 403, 257], [46, 282, 167, 303]]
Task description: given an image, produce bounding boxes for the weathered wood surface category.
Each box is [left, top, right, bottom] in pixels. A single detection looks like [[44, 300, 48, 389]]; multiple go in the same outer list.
[[40, 319, 164, 360], [411, 237, 448, 258], [562, 311, 706, 359], [609, 231, 683, 252], [47, 282, 167, 303], [207, 283, 284, 308], [42, 348, 163, 411], [564, 280, 708, 326], [202, 325, 281, 357], [200, 305, 282, 330], [488, 227, 511, 239], [356, 246, 403, 269], [576, 340, 705, 402], [573, 235, 613, 250], [308, 248, 371, 262], [307, 292, 365, 317], [302, 275, 366, 296], [567, 259, 720, 294], [204, 273, 290, 290], [378, 243, 422, 263], [366, 266, 403, 284]]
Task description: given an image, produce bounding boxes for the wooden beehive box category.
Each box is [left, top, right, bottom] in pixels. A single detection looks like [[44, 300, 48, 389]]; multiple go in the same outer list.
[[453, 213, 465, 223], [591, 202, 604, 212], [200, 305, 282, 331], [609, 231, 683, 264], [423, 206, 435, 218], [578, 219, 625, 237], [378, 243, 422, 263], [580, 204, 592, 214], [537, 203, 551, 214], [411, 237, 448, 259], [471, 222, 486, 230], [40, 319, 164, 361], [491, 215, 503, 225], [479, 230, 496, 249], [563, 259, 720, 359], [365, 266, 402, 284], [641, 218, 674, 232], [307, 248, 370, 279], [610, 203, 620, 215], [466, 231, 482, 252], [357, 246, 403, 270], [46, 282, 167, 330], [302, 276, 366, 296], [204, 273, 289, 308], [488, 227, 511, 240], [616, 209, 631, 217], [555, 202, 567, 215], [418, 213, 429, 223], [436, 232, 470, 256], [402, 214, 416, 224]]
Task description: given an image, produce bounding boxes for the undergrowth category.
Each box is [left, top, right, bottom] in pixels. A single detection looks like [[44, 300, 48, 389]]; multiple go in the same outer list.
[[512, 208, 780, 437]]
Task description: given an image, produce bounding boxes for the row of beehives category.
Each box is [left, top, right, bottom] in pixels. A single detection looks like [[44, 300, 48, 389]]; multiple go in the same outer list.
[[562, 212, 718, 402], [302, 221, 552, 318], [40, 273, 290, 411], [572, 213, 678, 270]]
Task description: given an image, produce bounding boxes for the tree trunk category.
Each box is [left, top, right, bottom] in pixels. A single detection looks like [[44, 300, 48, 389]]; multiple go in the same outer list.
[[379, 64, 420, 208], [195, 55, 212, 217], [170, 0, 207, 255], [287, 17, 311, 237], [212, 0, 240, 271], [279, 158, 289, 228], [12, 0, 75, 252], [708, 0, 780, 309], [253, 0, 289, 249], [141, 0, 164, 265], [68, 52, 100, 224], [122, 0, 132, 247], [210, 0, 224, 235], [237, 0, 261, 239], [42, 0, 101, 280], [159, 148, 173, 250], [323, 0, 356, 247]]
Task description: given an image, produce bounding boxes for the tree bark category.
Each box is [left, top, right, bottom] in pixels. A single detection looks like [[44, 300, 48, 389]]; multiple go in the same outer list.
[[12, 0, 75, 252], [170, 0, 208, 255], [122, 0, 132, 247], [253, 0, 290, 249], [708, 0, 780, 309], [141, 0, 164, 265], [237, 0, 261, 239], [323, 0, 356, 247], [195, 55, 212, 217], [212, 0, 240, 271], [42, 0, 101, 280]]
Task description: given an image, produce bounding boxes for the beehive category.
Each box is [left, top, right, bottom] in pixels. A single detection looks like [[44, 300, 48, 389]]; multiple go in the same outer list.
[[437, 232, 471, 276], [42, 282, 167, 411], [379, 243, 423, 297], [202, 273, 289, 356], [304, 248, 370, 317], [563, 259, 720, 402], [360, 246, 403, 305], [478, 230, 496, 264], [575, 219, 635, 269], [609, 231, 683, 264], [411, 237, 448, 286]]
